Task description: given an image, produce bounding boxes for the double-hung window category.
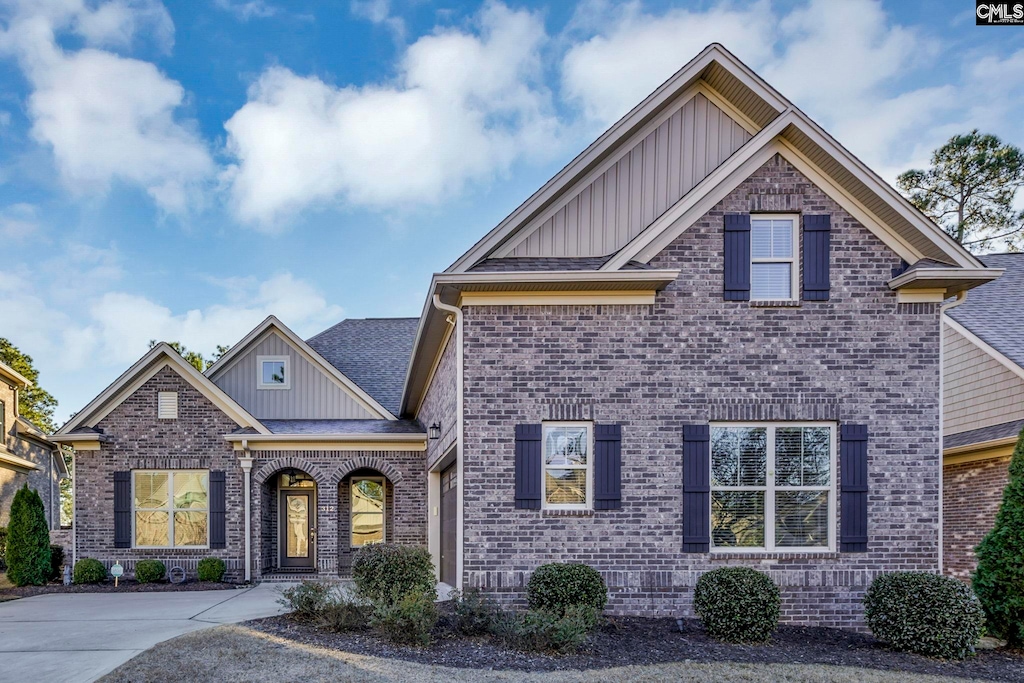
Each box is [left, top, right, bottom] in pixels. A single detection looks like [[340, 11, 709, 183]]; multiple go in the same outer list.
[[133, 470, 210, 548], [710, 423, 835, 552], [751, 215, 797, 300], [542, 422, 592, 510]]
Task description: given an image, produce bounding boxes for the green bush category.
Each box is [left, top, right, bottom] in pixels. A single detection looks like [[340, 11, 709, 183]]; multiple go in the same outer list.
[[526, 563, 607, 615], [490, 606, 597, 653], [864, 572, 983, 659], [134, 559, 166, 583], [5, 486, 51, 586], [278, 581, 336, 620], [449, 588, 499, 636], [974, 426, 1024, 646], [48, 545, 64, 581], [352, 544, 436, 605], [370, 591, 438, 646], [319, 598, 371, 633], [0, 526, 7, 570], [693, 567, 780, 643], [73, 558, 107, 584], [197, 557, 226, 582]]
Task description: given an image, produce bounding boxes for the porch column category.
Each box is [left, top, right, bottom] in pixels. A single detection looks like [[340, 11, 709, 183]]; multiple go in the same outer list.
[[240, 456, 253, 582], [317, 482, 338, 575]]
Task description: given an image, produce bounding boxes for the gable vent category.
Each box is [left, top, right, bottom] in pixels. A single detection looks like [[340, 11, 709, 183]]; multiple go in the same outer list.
[[158, 392, 178, 419]]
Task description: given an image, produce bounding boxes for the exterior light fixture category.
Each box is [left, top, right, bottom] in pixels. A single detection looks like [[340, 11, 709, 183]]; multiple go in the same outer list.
[[428, 422, 441, 440]]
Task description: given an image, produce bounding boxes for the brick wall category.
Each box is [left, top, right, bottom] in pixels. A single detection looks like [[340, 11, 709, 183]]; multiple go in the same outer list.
[[460, 155, 942, 629], [943, 456, 1010, 579], [419, 332, 457, 471]]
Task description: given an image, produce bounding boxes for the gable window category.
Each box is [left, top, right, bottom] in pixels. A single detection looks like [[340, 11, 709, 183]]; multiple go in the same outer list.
[[751, 215, 797, 300], [257, 355, 290, 390], [351, 477, 385, 546], [543, 422, 592, 510], [133, 470, 209, 548], [710, 423, 835, 552]]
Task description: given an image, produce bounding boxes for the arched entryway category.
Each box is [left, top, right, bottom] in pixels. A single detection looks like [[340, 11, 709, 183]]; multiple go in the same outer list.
[[337, 468, 394, 574], [260, 468, 319, 573]]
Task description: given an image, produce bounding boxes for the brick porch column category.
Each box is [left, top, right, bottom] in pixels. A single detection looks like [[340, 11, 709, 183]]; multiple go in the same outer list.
[[317, 481, 338, 575]]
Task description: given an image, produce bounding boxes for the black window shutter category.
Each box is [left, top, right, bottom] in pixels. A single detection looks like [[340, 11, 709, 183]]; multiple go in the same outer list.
[[514, 424, 542, 509], [114, 471, 131, 548], [723, 213, 751, 301], [802, 214, 831, 301], [682, 424, 711, 552], [210, 470, 227, 549], [840, 425, 869, 552], [594, 424, 622, 510]]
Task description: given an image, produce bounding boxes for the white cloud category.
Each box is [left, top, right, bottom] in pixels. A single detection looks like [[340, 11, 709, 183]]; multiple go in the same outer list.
[[223, 2, 562, 228], [214, 0, 279, 22], [0, 0, 213, 213], [351, 0, 405, 40], [0, 203, 41, 239]]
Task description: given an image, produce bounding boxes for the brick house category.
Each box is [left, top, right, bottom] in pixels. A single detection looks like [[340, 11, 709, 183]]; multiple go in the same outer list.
[[0, 360, 67, 531], [942, 253, 1024, 580], [57, 45, 1001, 628]]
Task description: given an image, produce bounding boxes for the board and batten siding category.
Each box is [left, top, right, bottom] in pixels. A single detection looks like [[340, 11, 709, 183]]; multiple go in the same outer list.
[[503, 93, 752, 258], [944, 323, 1024, 436], [212, 332, 377, 420]]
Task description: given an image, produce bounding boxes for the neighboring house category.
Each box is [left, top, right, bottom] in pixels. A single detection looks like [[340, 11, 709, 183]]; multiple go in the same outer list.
[[942, 253, 1024, 579], [0, 360, 67, 530], [56, 44, 1002, 629]]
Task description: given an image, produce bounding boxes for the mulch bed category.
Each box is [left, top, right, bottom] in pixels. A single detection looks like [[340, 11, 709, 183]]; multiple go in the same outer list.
[[246, 611, 1024, 682], [0, 579, 242, 599]]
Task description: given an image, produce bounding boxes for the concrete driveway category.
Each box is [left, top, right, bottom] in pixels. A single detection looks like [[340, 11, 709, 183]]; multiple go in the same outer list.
[[0, 585, 287, 683]]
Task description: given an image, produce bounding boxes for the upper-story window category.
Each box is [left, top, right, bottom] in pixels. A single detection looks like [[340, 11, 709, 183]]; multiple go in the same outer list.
[[257, 355, 290, 390], [751, 215, 797, 300], [543, 422, 592, 510]]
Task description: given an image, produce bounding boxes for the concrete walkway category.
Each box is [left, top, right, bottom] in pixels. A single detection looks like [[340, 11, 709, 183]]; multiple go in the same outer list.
[[0, 585, 287, 683]]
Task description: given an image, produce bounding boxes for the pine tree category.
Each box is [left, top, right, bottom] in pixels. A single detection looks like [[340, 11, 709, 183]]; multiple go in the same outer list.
[[973, 427, 1024, 646], [5, 485, 51, 586]]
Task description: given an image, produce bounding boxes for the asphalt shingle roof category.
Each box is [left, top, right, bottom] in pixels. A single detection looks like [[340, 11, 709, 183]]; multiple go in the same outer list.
[[306, 317, 419, 416], [947, 253, 1024, 370], [262, 419, 423, 435], [946, 419, 1024, 449]]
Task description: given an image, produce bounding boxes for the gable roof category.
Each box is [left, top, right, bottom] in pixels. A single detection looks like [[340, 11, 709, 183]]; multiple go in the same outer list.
[[205, 315, 396, 420], [447, 43, 984, 274], [947, 253, 1024, 370], [306, 318, 419, 417], [55, 343, 268, 436]]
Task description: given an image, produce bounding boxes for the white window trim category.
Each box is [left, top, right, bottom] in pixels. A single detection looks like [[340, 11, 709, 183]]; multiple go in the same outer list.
[[257, 355, 291, 390], [132, 469, 210, 549], [350, 476, 386, 548], [709, 422, 836, 553], [750, 214, 799, 301], [541, 421, 594, 511]]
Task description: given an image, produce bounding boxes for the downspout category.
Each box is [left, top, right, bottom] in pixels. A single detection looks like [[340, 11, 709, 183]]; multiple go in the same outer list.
[[937, 292, 968, 574], [240, 438, 254, 583], [432, 294, 464, 591]]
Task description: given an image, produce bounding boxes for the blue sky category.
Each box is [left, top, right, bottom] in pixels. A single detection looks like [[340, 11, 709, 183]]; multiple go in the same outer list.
[[0, 0, 1021, 423]]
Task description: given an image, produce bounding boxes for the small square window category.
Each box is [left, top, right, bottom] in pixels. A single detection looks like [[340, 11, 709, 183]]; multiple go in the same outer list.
[[750, 216, 798, 300], [257, 356, 290, 389]]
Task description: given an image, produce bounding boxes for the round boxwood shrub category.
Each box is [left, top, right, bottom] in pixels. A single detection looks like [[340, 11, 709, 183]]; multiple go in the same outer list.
[[73, 558, 107, 585], [864, 572, 984, 659], [526, 563, 607, 614], [352, 543, 436, 605], [693, 567, 780, 643], [197, 557, 226, 582], [135, 559, 166, 583]]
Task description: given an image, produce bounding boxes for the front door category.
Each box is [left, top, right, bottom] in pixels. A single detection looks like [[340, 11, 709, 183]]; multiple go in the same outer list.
[[440, 464, 457, 585], [280, 490, 315, 569]]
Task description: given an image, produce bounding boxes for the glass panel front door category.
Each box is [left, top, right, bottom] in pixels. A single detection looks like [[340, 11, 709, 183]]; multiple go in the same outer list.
[[280, 490, 314, 568]]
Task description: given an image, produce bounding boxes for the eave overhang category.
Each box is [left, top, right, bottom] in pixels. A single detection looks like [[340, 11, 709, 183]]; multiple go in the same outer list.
[[224, 432, 427, 452], [887, 268, 1004, 298], [0, 448, 40, 471], [0, 360, 30, 388]]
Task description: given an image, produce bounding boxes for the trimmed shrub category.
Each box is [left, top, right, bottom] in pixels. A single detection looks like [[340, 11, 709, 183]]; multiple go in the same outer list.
[[370, 591, 438, 646], [352, 544, 436, 605], [0, 526, 7, 570], [48, 545, 64, 581], [974, 426, 1024, 646], [73, 558, 107, 584], [278, 581, 336, 620], [449, 588, 499, 636], [319, 598, 371, 633], [135, 559, 166, 583], [864, 572, 983, 660], [197, 557, 226, 582], [490, 606, 597, 653], [526, 563, 607, 614], [693, 567, 780, 643], [5, 486, 51, 586]]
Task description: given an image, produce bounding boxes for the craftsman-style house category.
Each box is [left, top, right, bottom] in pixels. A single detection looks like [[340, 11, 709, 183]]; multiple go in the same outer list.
[[54, 45, 1000, 629]]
